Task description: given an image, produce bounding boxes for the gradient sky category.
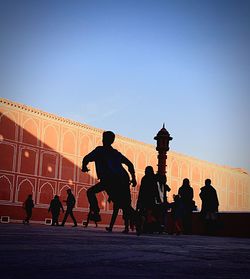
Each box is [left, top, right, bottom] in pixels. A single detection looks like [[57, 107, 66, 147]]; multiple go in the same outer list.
[[1, 0, 250, 172]]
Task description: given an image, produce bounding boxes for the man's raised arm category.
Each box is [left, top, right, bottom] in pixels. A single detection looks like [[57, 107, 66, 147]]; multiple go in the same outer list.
[[121, 155, 137, 187]]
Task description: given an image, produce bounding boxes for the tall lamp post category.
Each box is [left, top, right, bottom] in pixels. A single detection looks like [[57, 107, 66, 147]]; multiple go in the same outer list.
[[154, 124, 172, 233]]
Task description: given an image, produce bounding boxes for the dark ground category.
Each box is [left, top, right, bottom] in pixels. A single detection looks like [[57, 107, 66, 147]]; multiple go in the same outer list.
[[0, 223, 250, 279]]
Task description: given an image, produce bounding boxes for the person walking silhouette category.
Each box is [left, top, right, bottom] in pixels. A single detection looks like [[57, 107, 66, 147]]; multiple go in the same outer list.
[[61, 189, 77, 227], [48, 195, 64, 226], [22, 194, 34, 224]]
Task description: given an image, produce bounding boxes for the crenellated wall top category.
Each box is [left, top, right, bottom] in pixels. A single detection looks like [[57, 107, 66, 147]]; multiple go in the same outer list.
[[0, 97, 153, 148]]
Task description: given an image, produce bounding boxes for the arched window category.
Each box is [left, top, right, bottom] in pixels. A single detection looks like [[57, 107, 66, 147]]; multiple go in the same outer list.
[[39, 183, 54, 204], [0, 143, 15, 171], [43, 125, 59, 150], [124, 147, 135, 165], [181, 163, 189, 179], [62, 130, 76, 154], [77, 188, 88, 209], [171, 160, 179, 178], [0, 175, 12, 201], [192, 166, 201, 182], [0, 112, 17, 141], [17, 179, 34, 203], [60, 155, 75, 181], [22, 118, 39, 146], [79, 135, 91, 156], [137, 152, 146, 171]]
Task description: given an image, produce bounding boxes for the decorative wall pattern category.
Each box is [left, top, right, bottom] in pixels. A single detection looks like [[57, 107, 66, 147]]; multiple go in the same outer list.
[[0, 98, 249, 224]]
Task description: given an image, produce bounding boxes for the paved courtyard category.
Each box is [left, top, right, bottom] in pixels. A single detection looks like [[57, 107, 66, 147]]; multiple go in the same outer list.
[[0, 223, 250, 279]]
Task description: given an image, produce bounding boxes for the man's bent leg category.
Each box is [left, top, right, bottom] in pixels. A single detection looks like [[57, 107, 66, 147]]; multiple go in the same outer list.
[[87, 182, 106, 213]]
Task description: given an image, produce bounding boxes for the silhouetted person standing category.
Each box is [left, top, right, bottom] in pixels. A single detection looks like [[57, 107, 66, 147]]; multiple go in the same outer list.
[[61, 189, 77, 227], [178, 178, 194, 234], [48, 195, 64, 226], [200, 179, 219, 235], [137, 166, 160, 212], [23, 194, 34, 224], [82, 131, 137, 227], [136, 166, 161, 234], [155, 173, 171, 233], [169, 194, 184, 235]]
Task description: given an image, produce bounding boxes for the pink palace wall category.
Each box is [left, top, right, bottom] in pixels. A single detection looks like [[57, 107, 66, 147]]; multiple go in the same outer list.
[[0, 98, 250, 225]]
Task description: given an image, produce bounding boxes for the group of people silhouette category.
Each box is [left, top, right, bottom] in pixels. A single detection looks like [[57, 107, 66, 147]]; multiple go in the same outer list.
[[22, 131, 219, 236]]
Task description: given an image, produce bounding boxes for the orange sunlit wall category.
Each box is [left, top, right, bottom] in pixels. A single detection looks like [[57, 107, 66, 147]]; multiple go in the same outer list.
[[0, 98, 250, 225]]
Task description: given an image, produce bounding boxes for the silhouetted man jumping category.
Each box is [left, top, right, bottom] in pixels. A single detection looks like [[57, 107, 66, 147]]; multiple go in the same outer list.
[[82, 131, 137, 225]]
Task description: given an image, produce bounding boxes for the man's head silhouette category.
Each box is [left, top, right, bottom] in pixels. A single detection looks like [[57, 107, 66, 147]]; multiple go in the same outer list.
[[183, 178, 190, 186], [145, 165, 154, 176], [205, 179, 211, 186], [102, 131, 115, 146]]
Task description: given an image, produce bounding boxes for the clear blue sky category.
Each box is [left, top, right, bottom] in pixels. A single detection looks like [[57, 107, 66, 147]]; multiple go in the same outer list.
[[1, 0, 249, 172]]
